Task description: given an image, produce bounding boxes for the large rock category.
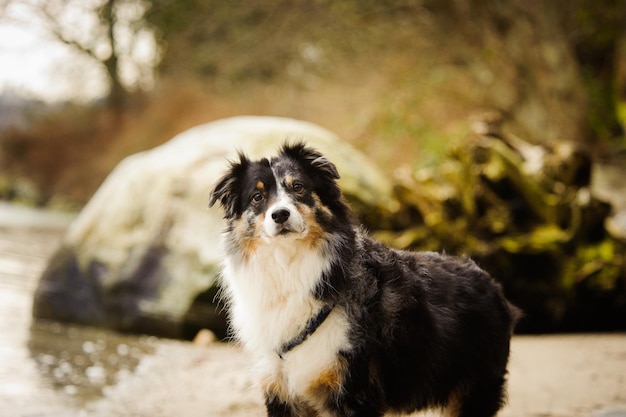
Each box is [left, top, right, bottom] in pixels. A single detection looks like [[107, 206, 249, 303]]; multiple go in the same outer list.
[[33, 116, 397, 339]]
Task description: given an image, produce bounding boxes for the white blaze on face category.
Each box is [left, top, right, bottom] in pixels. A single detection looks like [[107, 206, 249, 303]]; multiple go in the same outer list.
[[263, 185, 306, 239]]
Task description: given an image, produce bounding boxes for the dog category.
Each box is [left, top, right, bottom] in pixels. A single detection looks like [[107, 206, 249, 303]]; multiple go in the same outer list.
[[209, 142, 520, 417]]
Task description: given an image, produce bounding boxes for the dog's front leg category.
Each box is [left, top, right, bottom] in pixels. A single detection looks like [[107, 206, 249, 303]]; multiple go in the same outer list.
[[265, 395, 296, 417]]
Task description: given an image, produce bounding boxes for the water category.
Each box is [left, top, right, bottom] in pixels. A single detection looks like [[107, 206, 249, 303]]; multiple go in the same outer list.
[[0, 215, 156, 416]]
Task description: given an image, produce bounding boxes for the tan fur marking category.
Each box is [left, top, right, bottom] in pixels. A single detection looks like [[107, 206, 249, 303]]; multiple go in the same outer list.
[[284, 175, 293, 187], [298, 207, 327, 249], [262, 373, 289, 402], [312, 193, 333, 219], [242, 239, 259, 260], [442, 388, 465, 417], [298, 194, 333, 249], [306, 357, 347, 400], [256, 181, 265, 190], [234, 213, 265, 260], [305, 220, 327, 248]]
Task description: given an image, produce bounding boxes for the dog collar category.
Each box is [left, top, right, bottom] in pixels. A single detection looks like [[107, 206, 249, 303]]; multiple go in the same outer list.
[[276, 304, 334, 360]]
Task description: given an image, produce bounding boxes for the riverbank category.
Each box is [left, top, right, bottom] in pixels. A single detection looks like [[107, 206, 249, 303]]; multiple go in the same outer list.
[[0, 204, 625, 417]]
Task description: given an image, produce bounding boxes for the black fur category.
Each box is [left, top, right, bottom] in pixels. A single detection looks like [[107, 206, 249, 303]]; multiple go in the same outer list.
[[210, 142, 520, 417]]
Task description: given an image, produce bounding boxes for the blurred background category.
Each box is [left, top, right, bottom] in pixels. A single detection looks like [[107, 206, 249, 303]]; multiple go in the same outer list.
[[0, 1, 625, 416], [0, 0, 624, 207]]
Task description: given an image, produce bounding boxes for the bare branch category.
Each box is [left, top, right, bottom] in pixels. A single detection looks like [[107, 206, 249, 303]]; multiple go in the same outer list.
[[2, 0, 158, 108], [38, 0, 103, 61]]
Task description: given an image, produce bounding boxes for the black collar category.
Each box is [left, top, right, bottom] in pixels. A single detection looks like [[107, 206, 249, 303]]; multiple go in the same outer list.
[[276, 304, 334, 359]]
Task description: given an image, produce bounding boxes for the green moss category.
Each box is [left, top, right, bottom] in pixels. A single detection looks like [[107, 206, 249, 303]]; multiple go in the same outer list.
[[563, 239, 624, 291]]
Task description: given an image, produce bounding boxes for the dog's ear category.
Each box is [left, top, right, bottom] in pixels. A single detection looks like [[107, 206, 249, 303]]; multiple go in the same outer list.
[[209, 152, 249, 219], [280, 141, 340, 180]]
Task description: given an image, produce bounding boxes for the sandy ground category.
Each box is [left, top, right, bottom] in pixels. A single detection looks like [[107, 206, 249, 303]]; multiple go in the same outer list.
[[80, 333, 626, 417]]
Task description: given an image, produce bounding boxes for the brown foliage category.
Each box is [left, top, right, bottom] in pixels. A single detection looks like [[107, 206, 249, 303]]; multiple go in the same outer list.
[[1, 104, 110, 205]]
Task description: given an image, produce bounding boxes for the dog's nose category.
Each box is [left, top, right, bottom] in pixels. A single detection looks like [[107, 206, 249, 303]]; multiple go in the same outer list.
[[271, 208, 291, 224]]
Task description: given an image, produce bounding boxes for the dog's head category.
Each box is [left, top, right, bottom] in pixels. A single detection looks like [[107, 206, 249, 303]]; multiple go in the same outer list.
[[210, 142, 350, 255]]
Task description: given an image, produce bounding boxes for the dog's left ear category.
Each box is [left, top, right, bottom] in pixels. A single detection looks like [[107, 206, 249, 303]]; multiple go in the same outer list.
[[281, 142, 340, 180], [209, 153, 249, 219]]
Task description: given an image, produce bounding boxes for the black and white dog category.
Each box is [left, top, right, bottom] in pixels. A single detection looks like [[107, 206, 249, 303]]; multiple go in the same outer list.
[[209, 142, 519, 417]]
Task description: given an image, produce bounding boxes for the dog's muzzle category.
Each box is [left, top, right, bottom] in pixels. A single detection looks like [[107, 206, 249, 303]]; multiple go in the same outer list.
[[265, 205, 304, 237]]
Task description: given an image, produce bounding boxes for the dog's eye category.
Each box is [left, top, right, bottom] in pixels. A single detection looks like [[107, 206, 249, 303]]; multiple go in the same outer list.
[[251, 192, 264, 203], [293, 182, 304, 194]]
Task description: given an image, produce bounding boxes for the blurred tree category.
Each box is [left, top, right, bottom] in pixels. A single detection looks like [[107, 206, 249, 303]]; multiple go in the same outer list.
[[566, 0, 626, 143], [146, 0, 625, 148], [0, 0, 159, 110], [145, 0, 326, 83], [424, 0, 626, 147]]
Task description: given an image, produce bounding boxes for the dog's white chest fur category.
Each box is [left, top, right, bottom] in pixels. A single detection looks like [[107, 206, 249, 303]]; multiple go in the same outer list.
[[221, 238, 352, 402]]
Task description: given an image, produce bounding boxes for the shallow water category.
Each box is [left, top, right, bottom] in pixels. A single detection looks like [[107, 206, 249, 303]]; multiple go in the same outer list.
[[0, 223, 157, 416]]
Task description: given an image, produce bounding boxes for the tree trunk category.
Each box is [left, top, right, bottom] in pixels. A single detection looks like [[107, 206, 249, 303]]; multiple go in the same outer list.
[[100, 0, 126, 112]]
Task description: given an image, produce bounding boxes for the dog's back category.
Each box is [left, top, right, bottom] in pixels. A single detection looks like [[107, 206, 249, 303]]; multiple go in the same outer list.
[[341, 235, 519, 415]]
